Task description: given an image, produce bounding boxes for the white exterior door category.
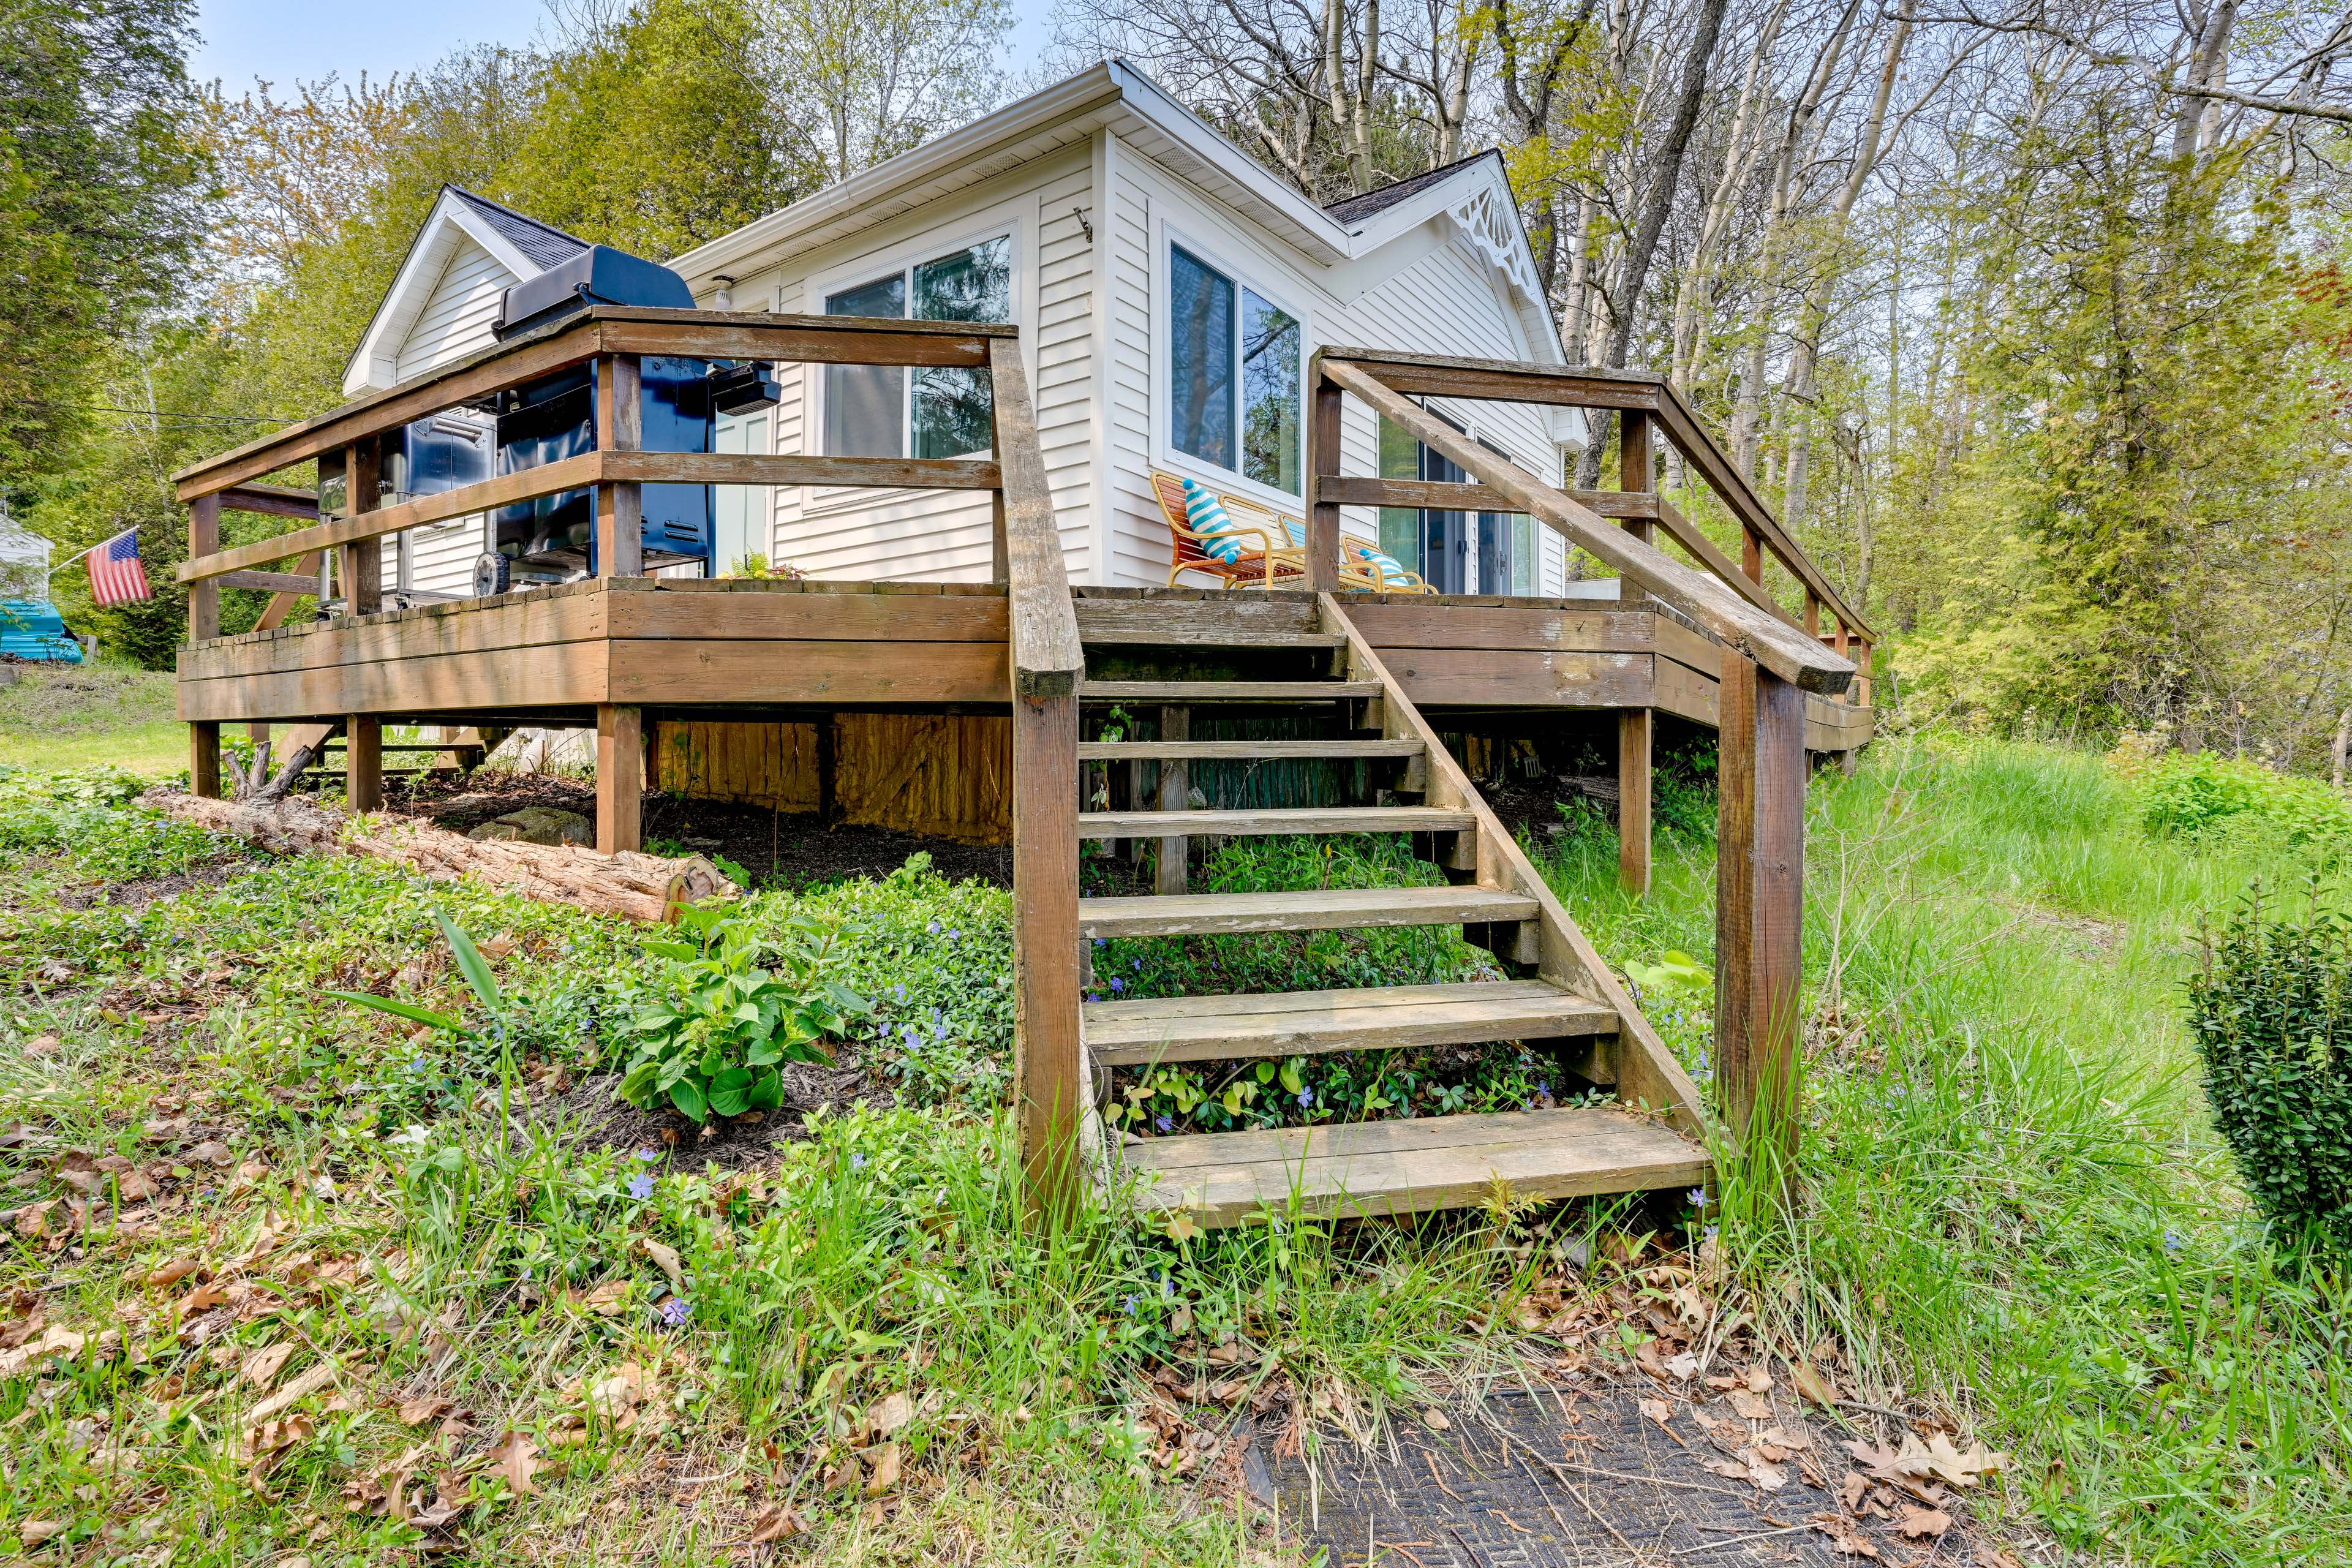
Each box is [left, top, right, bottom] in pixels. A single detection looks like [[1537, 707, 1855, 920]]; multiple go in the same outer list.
[[712, 407, 774, 575]]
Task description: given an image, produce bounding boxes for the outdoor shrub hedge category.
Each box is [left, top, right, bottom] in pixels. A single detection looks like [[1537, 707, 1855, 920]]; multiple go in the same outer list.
[[2139, 751, 2352, 850], [2188, 888, 2352, 1251]]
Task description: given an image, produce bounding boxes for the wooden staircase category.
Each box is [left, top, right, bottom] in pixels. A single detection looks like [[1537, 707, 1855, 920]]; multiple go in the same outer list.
[[1071, 592, 1709, 1228]]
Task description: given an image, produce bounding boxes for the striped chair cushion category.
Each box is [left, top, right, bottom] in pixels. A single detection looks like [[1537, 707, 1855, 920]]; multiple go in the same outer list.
[[1347, 538, 1414, 583], [1181, 479, 1248, 563]]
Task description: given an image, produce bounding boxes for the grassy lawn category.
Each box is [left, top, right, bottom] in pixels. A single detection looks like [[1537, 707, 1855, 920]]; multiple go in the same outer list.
[[0, 663, 184, 775], [0, 735, 2344, 1563]]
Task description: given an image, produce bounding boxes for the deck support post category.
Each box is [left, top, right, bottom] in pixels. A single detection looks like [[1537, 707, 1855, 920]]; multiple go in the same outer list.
[[1154, 704, 1189, 894], [597, 704, 644, 854], [1011, 687, 1082, 1223], [346, 718, 383, 813], [1714, 655, 1806, 1188], [187, 492, 222, 797], [1618, 707, 1652, 897], [1618, 410, 1654, 605], [815, 714, 838, 826], [339, 439, 382, 617], [595, 355, 644, 578], [1305, 371, 1343, 591]]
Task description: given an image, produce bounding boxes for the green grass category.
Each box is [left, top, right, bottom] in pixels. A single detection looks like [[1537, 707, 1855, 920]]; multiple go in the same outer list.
[[1535, 735, 2352, 1564], [0, 662, 184, 774]]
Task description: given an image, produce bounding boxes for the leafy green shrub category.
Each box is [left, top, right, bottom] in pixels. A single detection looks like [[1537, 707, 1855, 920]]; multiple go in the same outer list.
[[615, 902, 869, 1121], [2187, 888, 2352, 1251], [2138, 752, 2352, 850]]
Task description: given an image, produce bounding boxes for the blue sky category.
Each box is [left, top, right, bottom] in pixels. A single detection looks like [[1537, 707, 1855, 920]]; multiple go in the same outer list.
[[192, 0, 1057, 92]]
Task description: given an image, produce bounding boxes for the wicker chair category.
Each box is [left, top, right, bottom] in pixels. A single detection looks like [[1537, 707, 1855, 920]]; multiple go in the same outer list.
[[1212, 491, 1439, 595], [1149, 472, 1307, 589]]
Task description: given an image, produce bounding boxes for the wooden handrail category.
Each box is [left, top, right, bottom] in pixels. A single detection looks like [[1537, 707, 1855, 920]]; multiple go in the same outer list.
[[172, 307, 1017, 503], [1316, 357, 1855, 695], [1310, 347, 1874, 643]]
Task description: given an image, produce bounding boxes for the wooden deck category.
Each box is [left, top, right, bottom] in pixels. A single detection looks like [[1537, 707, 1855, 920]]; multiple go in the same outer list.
[[177, 581, 1874, 756]]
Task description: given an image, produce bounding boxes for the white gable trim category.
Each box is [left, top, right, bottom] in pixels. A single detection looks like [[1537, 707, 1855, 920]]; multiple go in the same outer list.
[[342, 190, 543, 397]]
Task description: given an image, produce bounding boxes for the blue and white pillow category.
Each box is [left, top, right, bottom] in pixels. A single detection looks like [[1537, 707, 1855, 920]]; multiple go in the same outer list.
[[1348, 539, 1414, 584], [1181, 479, 1247, 564]]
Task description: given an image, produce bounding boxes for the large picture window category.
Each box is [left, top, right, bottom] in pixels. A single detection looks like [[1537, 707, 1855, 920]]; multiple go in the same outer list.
[[824, 235, 1012, 461], [1169, 244, 1301, 494], [1377, 412, 1536, 595]]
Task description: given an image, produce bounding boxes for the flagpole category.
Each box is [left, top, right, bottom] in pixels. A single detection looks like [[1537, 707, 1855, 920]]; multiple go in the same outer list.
[[46, 530, 122, 582]]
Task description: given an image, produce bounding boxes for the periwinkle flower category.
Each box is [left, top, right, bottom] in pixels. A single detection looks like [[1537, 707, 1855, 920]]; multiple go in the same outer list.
[[659, 1297, 692, 1327], [634, 1148, 662, 1163], [628, 1173, 655, 1200]]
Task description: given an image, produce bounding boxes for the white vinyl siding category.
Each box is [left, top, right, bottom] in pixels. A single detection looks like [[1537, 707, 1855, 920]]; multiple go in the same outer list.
[[384, 236, 518, 596]]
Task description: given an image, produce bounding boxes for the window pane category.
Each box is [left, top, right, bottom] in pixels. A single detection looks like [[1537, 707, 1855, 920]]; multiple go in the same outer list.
[[1513, 515, 1534, 595], [824, 274, 907, 459], [1170, 247, 1234, 469], [911, 237, 1012, 458], [1240, 289, 1300, 493], [1376, 414, 1420, 575]]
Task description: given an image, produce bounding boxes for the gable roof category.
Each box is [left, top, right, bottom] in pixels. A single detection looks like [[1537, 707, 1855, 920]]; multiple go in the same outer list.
[[666, 61, 1562, 364], [445, 187, 590, 271], [341, 186, 591, 397]]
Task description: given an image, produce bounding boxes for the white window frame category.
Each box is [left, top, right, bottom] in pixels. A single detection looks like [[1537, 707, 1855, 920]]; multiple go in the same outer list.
[[809, 216, 1024, 472], [1154, 223, 1312, 509]]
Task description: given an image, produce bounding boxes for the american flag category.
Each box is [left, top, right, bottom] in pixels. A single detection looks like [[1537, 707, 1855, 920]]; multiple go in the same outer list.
[[88, 527, 151, 606]]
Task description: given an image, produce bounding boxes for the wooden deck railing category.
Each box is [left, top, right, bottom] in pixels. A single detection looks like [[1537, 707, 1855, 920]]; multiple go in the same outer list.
[[172, 309, 1088, 1219], [1309, 348, 1854, 1175]]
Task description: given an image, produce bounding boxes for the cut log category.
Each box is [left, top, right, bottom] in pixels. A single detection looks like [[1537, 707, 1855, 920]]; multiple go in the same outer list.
[[137, 787, 739, 924]]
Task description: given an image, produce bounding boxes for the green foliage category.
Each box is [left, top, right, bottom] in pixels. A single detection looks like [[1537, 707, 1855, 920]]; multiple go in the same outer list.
[[615, 901, 868, 1123], [2188, 888, 2352, 1252], [2136, 751, 2352, 852], [325, 910, 506, 1035]]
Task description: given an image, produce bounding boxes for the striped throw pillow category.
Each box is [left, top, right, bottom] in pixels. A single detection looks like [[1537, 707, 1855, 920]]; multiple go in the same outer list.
[[1182, 480, 1247, 564], [1347, 538, 1414, 584]]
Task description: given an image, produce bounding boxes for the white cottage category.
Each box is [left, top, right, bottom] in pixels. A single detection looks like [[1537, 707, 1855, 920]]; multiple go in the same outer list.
[[356, 61, 1587, 602]]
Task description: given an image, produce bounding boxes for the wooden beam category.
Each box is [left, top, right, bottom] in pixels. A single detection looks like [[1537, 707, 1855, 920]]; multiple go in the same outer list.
[[597, 704, 644, 853], [1155, 705, 1189, 895], [1741, 527, 1763, 584], [341, 439, 382, 616], [595, 354, 643, 578], [1649, 496, 1793, 627], [221, 570, 326, 595], [599, 451, 1001, 491], [254, 552, 323, 633], [187, 494, 221, 646], [1306, 373, 1343, 591], [1714, 656, 1806, 1179], [1618, 707, 1651, 897], [1313, 475, 1660, 520], [1011, 690, 1082, 1223], [990, 338, 1083, 696], [1619, 410, 1654, 608], [1316, 357, 1853, 695], [219, 483, 320, 521], [345, 717, 383, 813]]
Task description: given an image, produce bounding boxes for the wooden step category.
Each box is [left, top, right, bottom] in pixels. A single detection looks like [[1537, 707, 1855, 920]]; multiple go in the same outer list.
[[1079, 805, 1472, 840], [1078, 738, 1422, 762], [1079, 884, 1537, 938], [1080, 680, 1381, 703], [1082, 628, 1344, 649], [1074, 595, 1321, 643], [1118, 1106, 1709, 1227], [1084, 979, 1613, 1065]]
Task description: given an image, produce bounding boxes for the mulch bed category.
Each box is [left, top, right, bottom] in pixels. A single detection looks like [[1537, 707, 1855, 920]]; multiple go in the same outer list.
[[55, 855, 265, 911], [377, 772, 1012, 889], [554, 1059, 897, 1172]]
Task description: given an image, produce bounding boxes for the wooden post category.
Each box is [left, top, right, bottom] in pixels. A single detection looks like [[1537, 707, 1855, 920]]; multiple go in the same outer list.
[[1011, 686, 1082, 1222], [339, 440, 382, 617], [595, 355, 644, 578], [1714, 655, 1806, 1183], [1804, 590, 1821, 639], [1853, 639, 1871, 708], [990, 490, 1010, 585], [1617, 410, 1654, 605], [188, 493, 222, 797], [1155, 704, 1189, 894], [815, 714, 838, 825], [1833, 620, 1853, 704], [1741, 527, 1763, 584], [597, 704, 644, 853], [1618, 707, 1651, 897], [343, 719, 382, 813], [1306, 368, 1343, 592]]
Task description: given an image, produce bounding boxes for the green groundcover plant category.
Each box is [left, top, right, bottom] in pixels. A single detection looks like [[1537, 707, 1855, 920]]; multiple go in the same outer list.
[[2188, 885, 2352, 1253]]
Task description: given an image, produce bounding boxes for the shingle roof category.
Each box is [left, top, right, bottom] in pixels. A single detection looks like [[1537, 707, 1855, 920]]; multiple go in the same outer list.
[[447, 187, 590, 272], [1323, 150, 1500, 225]]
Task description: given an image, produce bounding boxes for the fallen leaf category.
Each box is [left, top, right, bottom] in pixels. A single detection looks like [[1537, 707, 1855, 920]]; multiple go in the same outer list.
[[1809, 1513, 1883, 1561], [18, 1520, 63, 1547], [487, 1428, 541, 1497], [1664, 1351, 1700, 1381], [745, 1502, 808, 1543], [1839, 1471, 1871, 1512], [863, 1441, 902, 1494], [1422, 1408, 1452, 1431], [1758, 1423, 1813, 1452], [1744, 1363, 1773, 1395], [242, 1343, 295, 1390], [1898, 1505, 1954, 1539], [239, 1413, 315, 1463], [869, 1391, 914, 1436], [399, 1396, 453, 1427], [12, 1200, 55, 1238], [581, 1280, 630, 1316], [146, 1258, 200, 1288], [1745, 1452, 1789, 1491], [1637, 1397, 1673, 1430], [1919, 1432, 2007, 1487], [1790, 1359, 1839, 1408], [1701, 1457, 1751, 1482], [1729, 1390, 1774, 1422], [250, 1362, 336, 1420], [585, 1361, 650, 1418], [178, 1281, 230, 1314], [636, 1237, 684, 1292], [188, 1140, 233, 1166]]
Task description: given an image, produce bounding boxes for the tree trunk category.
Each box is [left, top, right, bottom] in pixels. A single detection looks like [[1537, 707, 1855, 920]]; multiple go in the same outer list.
[[1602, 0, 1734, 372]]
